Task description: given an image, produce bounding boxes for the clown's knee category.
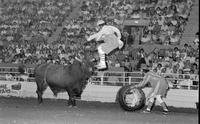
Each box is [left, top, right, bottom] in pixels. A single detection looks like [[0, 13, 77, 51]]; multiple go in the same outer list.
[[156, 95, 164, 104], [148, 97, 155, 103], [97, 46, 105, 54]]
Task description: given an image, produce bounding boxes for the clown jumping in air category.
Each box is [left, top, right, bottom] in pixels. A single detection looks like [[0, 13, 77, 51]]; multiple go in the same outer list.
[[86, 20, 124, 70]]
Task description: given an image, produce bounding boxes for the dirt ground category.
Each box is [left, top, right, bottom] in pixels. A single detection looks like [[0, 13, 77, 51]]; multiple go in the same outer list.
[[0, 97, 198, 124]]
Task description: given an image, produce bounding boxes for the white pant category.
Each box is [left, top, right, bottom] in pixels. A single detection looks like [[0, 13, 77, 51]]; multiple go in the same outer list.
[[148, 95, 164, 104], [97, 46, 105, 54]]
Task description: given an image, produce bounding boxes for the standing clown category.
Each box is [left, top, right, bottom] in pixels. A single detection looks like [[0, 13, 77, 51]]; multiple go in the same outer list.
[[134, 69, 171, 114], [87, 20, 124, 70]]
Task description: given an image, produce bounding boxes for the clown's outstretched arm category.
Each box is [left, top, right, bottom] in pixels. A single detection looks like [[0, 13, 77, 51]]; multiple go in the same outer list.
[[87, 28, 105, 41], [135, 75, 150, 89], [87, 33, 100, 41], [167, 79, 174, 88]]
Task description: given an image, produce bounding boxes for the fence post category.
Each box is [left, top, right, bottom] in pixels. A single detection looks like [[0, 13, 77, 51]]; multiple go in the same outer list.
[[128, 76, 131, 85], [123, 72, 125, 86], [188, 79, 191, 90], [100, 75, 104, 85]]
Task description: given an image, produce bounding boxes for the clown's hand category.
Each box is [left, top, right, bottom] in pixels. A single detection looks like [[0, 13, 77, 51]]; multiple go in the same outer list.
[[85, 35, 90, 41], [168, 81, 174, 88], [118, 40, 124, 49], [134, 81, 143, 89]]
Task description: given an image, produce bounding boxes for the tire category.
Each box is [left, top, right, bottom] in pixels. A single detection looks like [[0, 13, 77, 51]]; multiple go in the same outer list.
[[118, 85, 146, 111]]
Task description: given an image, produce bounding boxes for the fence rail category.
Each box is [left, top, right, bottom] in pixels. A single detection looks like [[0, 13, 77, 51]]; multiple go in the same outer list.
[[0, 67, 199, 90]]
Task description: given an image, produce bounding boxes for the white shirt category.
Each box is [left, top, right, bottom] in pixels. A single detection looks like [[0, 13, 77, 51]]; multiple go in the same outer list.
[[87, 25, 121, 41]]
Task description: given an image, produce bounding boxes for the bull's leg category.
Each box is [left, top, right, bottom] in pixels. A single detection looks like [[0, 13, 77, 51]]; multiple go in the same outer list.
[[69, 97, 76, 107], [66, 89, 77, 107], [73, 88, 81, 99], [36, 90, 43, 104], [72, 97, 77, 107], [36, 82, 48, 104]]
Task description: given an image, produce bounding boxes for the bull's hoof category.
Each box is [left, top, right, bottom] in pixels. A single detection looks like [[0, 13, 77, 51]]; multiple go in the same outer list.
[[37, 102, 43, 106], [68, 105, 78, 108], [73, 105, 78, 108], [38, 100, 43, 104], [38, 101, 43, 105], [68, 105, 73, 108]]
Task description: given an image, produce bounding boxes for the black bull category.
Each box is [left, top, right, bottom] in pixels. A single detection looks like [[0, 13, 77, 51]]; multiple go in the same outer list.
[[34, 58, 94, 107]]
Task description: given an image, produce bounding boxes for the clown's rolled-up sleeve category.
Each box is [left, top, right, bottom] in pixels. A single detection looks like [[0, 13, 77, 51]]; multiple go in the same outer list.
[[112, 27, 121, 40]]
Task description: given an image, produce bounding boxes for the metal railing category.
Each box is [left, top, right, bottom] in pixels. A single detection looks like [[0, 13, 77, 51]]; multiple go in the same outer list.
[[90, 71, 199, 90], [0, 67, 199, 90]]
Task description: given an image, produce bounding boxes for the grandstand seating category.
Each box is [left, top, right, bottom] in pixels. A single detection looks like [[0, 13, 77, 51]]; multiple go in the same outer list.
[[0, 0, 199, 84], [181, 0, 199, 46]]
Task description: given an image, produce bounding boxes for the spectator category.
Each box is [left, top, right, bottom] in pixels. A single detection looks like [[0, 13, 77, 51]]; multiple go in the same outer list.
[[136, 48, 146, 70], [193, 32, 199, 46]]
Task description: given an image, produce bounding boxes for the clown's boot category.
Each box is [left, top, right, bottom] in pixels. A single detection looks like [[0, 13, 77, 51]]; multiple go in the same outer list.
[[161, 102, 169, 115], [96, 53, 107, 70], [96, 46, 107, 70], [143, 101, 154, 113]]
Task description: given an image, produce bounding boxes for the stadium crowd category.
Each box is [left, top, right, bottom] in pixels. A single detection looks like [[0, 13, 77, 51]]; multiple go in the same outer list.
[[64, 0, 194, 45], [0, 0, 199, 86], [0, 0, 73, 43]]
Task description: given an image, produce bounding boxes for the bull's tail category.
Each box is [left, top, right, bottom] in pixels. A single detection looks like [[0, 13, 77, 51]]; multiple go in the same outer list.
[[34, 64, 43, 77], [34, 63, 50, 90], [34, 63, 49, 104]]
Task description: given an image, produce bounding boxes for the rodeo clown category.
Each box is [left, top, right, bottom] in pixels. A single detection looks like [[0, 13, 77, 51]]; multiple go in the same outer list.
[[86, 20, 124, 70], [134, 68, 172, 115]]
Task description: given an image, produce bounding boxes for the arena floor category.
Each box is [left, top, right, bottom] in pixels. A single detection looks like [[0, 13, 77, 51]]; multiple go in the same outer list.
[[0, 97, 198, 124]]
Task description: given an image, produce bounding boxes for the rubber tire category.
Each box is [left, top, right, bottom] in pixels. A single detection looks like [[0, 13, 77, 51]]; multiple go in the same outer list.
[[118, 85, 146, 111]]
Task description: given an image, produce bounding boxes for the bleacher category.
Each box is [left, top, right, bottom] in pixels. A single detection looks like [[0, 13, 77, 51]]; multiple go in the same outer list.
[[181, 0, 199, 46], [0, 0, 199, 88]]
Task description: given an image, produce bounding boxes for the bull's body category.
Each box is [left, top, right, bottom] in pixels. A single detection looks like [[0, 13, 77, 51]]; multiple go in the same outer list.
[[34, 58, 93, 106]]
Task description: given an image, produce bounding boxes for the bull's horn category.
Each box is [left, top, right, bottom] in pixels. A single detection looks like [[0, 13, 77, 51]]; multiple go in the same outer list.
[[90, 58, 97, 62]]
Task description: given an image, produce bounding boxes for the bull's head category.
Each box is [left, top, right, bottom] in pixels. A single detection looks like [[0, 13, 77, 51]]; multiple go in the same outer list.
[[72, 49, 97, 99], [75, 50, 96, 75]]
